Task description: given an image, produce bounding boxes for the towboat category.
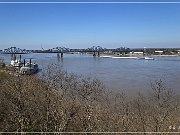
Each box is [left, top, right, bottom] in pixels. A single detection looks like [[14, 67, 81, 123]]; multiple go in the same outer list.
[[20, 59, 39, 75]]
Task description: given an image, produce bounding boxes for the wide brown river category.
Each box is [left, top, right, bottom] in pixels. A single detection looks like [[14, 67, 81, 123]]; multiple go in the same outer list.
[[1, 53, 180, 95]]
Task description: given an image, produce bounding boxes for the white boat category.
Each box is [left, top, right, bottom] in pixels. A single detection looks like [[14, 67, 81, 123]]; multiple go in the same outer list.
[[144, 57, 154, 60], [10, 54, 23, 67], [11, 59, 23, 67], [100, 55, 112, 58], [20, 59, 39, 75]]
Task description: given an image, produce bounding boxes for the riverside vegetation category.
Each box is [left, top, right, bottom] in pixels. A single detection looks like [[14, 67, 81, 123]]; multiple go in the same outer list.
[[0, 64, 180, 133]]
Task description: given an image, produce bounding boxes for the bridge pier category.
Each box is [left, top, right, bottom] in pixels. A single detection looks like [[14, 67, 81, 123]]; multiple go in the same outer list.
[[11, 53, 16, 60], [57, 52, 63, 58], [19, 55, 21, 62], [61, 52, 63, 58], [92, 51, 100, 57], [97, 51, 100, 57], [57, 53, 60, 57], [93, 52, 96, 57]]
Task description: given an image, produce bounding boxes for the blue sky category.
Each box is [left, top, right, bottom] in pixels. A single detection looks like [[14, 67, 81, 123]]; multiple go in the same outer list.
[[0, 2, 180, 50]]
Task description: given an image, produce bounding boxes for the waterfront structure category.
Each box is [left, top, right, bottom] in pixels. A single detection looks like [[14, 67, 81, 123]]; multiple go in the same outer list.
[[155, 50, 163, 55], [130, 52, 144, 55]]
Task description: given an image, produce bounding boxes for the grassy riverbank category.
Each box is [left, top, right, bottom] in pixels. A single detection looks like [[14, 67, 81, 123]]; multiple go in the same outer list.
[[0, 65, 179, 133], [0, 70, 10, 80], [0, 62, 11, 80]]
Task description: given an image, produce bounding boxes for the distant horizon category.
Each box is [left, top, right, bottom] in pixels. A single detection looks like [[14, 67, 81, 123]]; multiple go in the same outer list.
[[1, 46, 180, 51]]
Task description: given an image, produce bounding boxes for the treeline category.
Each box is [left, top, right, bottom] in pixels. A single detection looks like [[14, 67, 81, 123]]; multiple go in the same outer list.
[[0, 65, 179, 133]]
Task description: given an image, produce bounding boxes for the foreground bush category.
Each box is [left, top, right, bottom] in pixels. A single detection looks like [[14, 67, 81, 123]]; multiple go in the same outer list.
[[0, 58, 5, 68], [0, 65, 179, 132]]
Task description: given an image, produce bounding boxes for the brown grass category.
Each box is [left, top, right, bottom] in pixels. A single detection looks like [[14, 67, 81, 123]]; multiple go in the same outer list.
[[0, 65, 179, 133]]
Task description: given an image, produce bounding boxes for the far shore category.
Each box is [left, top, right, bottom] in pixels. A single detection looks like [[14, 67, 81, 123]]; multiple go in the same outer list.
[[151, 54, 180, 56], [112, 54, 180, 57]]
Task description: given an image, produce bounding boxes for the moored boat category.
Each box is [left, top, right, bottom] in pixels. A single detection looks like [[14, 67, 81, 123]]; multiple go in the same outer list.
[[10, 54, 23, 67], [144, 57, 154, 60], [100, 55, 112, 58], [19, 59, 39, 75]]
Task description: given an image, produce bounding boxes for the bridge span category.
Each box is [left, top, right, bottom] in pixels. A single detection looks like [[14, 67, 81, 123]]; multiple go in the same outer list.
[[2, 47, 31, 54]]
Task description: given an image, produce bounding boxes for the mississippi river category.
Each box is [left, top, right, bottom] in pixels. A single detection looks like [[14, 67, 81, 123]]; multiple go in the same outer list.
[[1, 53, 180, 94]]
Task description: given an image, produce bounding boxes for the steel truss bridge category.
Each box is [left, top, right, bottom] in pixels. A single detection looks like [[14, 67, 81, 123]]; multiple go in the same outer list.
[[2, 46, 131, 54], [39, 46, 131, 53], [49, 46, 106, 53], [2, 47, 32, 54]]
